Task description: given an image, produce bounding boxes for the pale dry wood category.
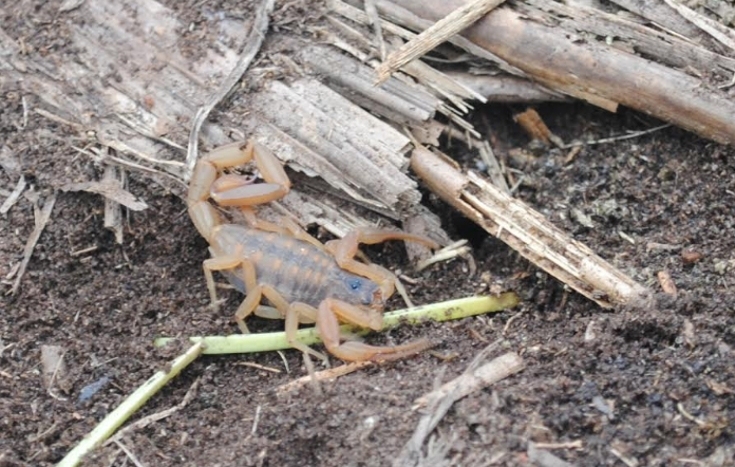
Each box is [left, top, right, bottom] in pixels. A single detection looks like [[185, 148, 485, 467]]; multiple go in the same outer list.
[[1, 0, 455, 246], [387, 0, 735, 145], [413, 351, 524, 408], [608, 0, 707, 42], [356, 0, 524, 76], [59, 176, 148, 211], [0, 174, 26, 215], [657, 270, 678, 297], [375, 0, 506, 84], [299, 44, 438, 124], [276, 361, 375, 394], [249, 78, 421, 212], [519, 0, 735, 75], [663, 0, 735, 52], [364, 0, 387, 59], [10, 192, 56, 295], [103, 166, 125, 244], [411, 147, 652, 308], [329, 0, 486, 106], [445, 72, 571, 103], [395, 349, 524, 467]]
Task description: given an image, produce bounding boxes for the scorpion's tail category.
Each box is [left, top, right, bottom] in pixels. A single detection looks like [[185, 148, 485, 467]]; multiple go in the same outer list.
[[187, 140, 291, 243], [188, 157, 223, 243]]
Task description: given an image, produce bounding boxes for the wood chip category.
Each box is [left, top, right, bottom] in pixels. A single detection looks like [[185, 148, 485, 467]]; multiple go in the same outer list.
[[663, 0, 735, 52], [60, 179, 147, 211], [376, 0, 506, 84], [513, 108, 561, 146], [657, 270, 677, 297], [681, 249, 703, 264], [413, 351, 524, 409], [0, 175, 26, 215], [395, 349, 524, 467], [276, 361, 375, 394], [10, 192, 56, 295]]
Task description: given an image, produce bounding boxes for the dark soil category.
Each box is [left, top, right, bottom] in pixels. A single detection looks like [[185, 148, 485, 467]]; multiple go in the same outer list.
[[1, 2, 734, 467]]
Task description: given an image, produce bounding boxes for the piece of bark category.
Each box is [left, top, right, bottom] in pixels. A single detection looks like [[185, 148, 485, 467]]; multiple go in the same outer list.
[[1, 0, 455, 245], [411, 147, 651, 308], [299, 44, 438, 125], [248, 78, 420, 214], [328, 0, 486, 107], [445, 72, 571, 103], [10, 192, 56, 295], [608, 0, 711, 46], [375, 0, 507, 84], [518, 0, 735, 75], [386, 0, 735, 145], [354, 0, 526, 77], [0, 174, 26, 215]]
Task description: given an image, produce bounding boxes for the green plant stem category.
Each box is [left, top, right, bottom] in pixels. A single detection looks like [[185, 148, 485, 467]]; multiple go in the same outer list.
[[154, 293, 519, 354], [57, 343, 204, 467]]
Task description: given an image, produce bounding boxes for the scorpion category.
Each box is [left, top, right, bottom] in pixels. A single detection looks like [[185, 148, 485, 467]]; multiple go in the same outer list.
[[187, 140, 439, 362]]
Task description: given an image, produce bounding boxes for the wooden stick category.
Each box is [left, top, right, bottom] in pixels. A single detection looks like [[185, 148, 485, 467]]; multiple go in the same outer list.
[[395, 350, 524, 467], [663, 0, 735, 52], [386, 0, 735, 145], [375, 0, 506, 84], [10, 193, 56, 295], [413, 351, 524, 408], [185, 0, 275, 179], [411, 147, 651, 308]]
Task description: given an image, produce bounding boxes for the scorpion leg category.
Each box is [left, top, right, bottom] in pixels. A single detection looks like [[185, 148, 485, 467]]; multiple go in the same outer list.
[[232, 258, 260, 334], [326, 228, 439, 306], [203, 252, 261, 333], [316, 298, 432, 362], [259, 285, 327, 361], [202, 255, 244, 312]]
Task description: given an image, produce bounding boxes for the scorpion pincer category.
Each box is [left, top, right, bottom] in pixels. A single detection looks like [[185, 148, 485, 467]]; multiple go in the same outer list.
[[187, 140, 439, 362]]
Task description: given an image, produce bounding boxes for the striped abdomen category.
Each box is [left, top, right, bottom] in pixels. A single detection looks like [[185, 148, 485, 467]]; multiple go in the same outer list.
[[210, 224, 378, 307]]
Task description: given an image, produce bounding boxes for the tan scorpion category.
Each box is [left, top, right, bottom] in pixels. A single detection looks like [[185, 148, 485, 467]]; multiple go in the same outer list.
[[187, 140, 439, 362]]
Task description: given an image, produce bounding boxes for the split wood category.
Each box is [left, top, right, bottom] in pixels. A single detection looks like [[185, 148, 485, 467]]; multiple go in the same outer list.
[[9, 193, 56, 295], [411, 147, 651, 308], [375, 0, 506, 84], [379, 0, 735, 145]]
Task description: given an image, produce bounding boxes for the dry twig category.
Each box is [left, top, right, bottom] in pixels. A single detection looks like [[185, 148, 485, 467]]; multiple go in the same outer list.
[[411, 147, 651, 308], [10, 192, 56, 295], [386, 0, 735, 145], [105, 377, 202, 447], [394, 349, 524, 467], [185, 0, 276, 179], [0, 175, 26, 215], [376, 0, 506, 84], [276, 361, 375, 394], [663, 0, 735, 52]]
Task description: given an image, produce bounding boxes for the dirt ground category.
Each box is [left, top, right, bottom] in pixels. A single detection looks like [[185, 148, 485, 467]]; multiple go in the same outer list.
[[2, 2, 735, 467]]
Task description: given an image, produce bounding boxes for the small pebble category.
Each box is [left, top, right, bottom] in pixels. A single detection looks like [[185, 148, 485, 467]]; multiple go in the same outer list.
[[78, 376, 111, 404]]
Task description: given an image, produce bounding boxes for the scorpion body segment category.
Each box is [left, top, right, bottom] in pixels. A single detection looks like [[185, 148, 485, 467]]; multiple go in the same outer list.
[[211, 224, 380, 308], [188, 140, 438, 362]]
